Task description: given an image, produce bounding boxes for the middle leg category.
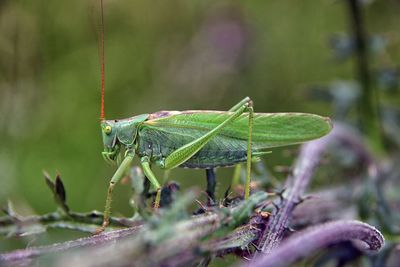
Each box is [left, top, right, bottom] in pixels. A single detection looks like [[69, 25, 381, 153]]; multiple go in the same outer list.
[[141, 156, 162, 209]]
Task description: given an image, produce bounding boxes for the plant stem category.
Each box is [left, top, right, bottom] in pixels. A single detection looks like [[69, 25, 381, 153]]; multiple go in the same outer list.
[[246, 220, 384, 267], [0, 210, 139, 235], [0, 192, 269, 267], [347, 0, 383, 152], [254, 123, 376, 256], [0, 226, 142, 264]]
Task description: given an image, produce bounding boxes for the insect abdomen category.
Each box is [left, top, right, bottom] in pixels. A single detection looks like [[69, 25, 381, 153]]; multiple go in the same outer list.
[[180, 150, 247, 168]]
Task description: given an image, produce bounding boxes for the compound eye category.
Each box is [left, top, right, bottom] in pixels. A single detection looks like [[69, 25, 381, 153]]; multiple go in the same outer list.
[[104, 125, 112, 135]]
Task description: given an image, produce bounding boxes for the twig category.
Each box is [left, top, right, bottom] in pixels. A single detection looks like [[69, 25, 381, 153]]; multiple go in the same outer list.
[[0, 191, 270, 267], [0, 210, 139, 236], [255, 123, 375, 256], [244, 220, 384, 267], [0, 226, 142, 264]]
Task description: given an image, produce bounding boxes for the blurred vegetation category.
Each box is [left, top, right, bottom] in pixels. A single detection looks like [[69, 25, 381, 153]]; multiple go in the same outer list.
[[0, 0, 399, 259]]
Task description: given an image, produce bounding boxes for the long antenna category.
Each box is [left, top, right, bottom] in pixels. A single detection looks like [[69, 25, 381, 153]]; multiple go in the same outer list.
[[100, 0, 106, 121]]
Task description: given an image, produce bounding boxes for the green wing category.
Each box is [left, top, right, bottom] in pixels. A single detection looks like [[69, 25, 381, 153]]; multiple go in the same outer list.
[[144, 110, 332, 150]]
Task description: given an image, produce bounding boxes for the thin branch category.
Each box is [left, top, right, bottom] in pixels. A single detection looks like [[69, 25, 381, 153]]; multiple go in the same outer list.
[[255, 123, 375, 255], [0, 191, 270, 267], [244, 220, 384, 267], [0, 226, 142, 263], [0, 210, 139, 236]]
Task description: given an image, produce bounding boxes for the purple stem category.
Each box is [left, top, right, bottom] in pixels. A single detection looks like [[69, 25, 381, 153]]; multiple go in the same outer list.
[[246, 220, 384, 267], [256, 123, 375, 255], [0, 225, 142, 264]]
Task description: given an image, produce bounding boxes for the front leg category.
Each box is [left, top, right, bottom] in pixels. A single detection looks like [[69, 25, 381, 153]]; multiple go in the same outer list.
[[97, 152, 134, 233]]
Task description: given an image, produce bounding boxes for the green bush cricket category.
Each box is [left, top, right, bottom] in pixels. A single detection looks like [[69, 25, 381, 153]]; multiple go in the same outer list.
[[98, 99, 332, 231], [96, 1, 332, 232]]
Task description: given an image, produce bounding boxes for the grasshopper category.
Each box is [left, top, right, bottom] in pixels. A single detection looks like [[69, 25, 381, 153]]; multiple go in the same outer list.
[[98, 98, 332, 231], [96, 1, 332, 232]]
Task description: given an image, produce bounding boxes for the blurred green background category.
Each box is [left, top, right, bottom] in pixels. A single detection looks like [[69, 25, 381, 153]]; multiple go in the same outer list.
[[0, 0, 399, 254]]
